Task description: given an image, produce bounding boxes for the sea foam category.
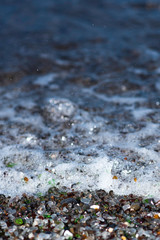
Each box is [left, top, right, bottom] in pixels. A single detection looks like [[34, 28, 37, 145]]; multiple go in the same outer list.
[[0, 73, 159, 200]]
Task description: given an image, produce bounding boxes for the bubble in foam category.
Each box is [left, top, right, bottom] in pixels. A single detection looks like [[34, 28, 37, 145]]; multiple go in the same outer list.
[[44, 98, 76, 123]]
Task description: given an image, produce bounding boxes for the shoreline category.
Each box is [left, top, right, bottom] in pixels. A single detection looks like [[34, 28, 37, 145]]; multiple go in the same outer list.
[[0, 187, 159, 239]]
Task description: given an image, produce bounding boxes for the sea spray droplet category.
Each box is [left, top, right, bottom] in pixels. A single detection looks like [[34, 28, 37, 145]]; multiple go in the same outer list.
[[44, 98, 76, 123]]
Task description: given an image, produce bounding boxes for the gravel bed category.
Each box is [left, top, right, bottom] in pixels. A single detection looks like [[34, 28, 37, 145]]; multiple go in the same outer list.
[[0, 188, 159, 240]]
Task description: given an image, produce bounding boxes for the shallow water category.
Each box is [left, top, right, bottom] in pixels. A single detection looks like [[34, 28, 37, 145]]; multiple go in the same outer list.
[[0, 0, 160, 199]]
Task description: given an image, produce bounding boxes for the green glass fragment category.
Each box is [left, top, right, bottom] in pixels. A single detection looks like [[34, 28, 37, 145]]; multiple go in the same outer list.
[[44, 214, 51, 218], [6, 163, 16, 168], [15, 218, 24, 225]]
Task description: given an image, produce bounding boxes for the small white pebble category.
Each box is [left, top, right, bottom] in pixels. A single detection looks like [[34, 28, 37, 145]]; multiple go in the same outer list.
[[37, 205, 45, 215], [33, 218, 41, 227], [28, 232, 34, 239], [90, 205, 100, 210], [64, 230, 73, 239], [61, 136, 66, 141], [63, 207, 68, 212], [124, 222, 130, 227], [122, 204, 130, 211], [108, 227, 113, 233], [47, 201, 54, 207]]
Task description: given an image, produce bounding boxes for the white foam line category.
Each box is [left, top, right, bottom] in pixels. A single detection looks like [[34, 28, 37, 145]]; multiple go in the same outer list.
[[34, 73, 57, 86], [82, 88, 146, 104], [132, 108, 154, 119]]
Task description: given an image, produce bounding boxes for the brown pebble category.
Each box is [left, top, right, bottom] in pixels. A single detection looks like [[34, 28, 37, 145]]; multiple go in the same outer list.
[[130, 202, 140, 211], [155, 200, 160, 207], [109, 190, 114, 198], [70, 227, 74, 234]]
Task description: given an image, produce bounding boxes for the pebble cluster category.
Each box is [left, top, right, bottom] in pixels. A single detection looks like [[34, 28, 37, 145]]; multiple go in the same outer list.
[[0, 188, 159, 239]]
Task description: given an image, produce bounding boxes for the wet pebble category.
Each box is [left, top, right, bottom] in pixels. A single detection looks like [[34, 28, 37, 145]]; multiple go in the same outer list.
[[44, 98, 76, 123], [0, 188, 159, 239], [130, 202, 141, 211], [122, 204, 130, 211]]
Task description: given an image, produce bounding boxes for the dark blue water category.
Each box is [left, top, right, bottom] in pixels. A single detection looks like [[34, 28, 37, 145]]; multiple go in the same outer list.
[[1, 0, 160, 75]]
